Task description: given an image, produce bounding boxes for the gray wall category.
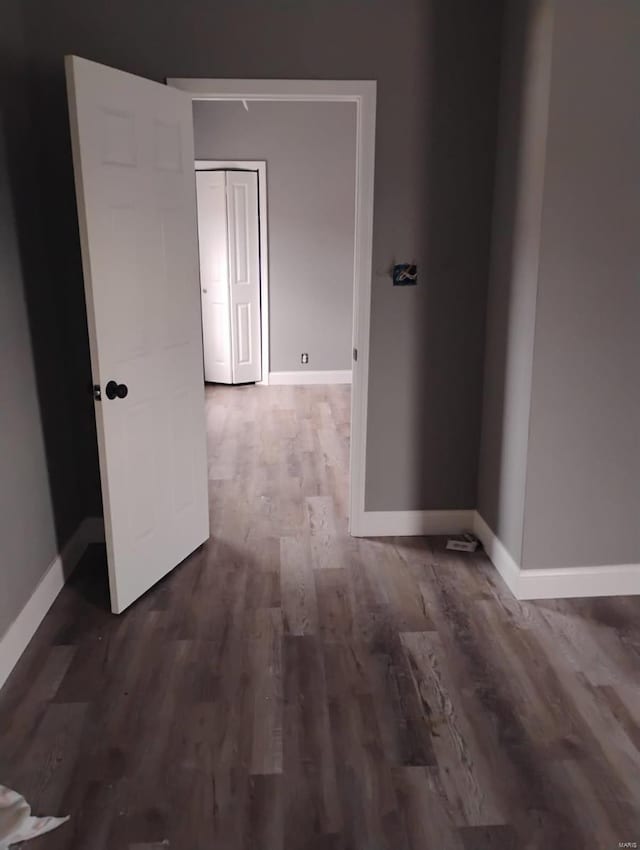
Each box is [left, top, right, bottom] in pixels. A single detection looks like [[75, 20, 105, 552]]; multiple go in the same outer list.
[[0, 2, 80, 637], [19, 0, 504, 517], [522, 0, 640, 568], [479, 0, 640, 571], [478, 0, 554, 562], [193, 100, 356, 374]]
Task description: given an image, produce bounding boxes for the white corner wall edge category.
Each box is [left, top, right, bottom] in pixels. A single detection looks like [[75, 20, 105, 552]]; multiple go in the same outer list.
[[352, 509, 475, 538], [268, 370, 352, 386], [473, 512, 640, 600], [0, 516, 105, 692]]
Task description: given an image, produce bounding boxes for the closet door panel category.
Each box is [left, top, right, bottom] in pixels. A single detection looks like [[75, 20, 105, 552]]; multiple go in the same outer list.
[[196, 170, 232, 384], [226, 171, 261, 383]]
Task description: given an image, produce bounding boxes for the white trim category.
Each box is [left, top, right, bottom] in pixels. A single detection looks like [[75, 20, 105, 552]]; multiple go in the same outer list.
[[0, 517, 104, 693], [473, 512, 640, 600], [168, 78, 377, 538], [517, 563, 640, 600], [353, 510, 476, 538], [195, 160, 270, 385], [168, 78, 376, 102], [473, 512, 521, 597], [268, 370, 352, 386]]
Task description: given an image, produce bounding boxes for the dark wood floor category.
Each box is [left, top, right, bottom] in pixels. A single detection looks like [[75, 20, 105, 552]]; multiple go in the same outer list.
[[1, 384, 639, 849]]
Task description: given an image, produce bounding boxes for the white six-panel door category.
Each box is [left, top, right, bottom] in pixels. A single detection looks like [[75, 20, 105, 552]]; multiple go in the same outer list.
[[196, 171, 232, 383], [196, 170, 261, 384], [65, 56, 210, 614], [226, 171, 262, 384]]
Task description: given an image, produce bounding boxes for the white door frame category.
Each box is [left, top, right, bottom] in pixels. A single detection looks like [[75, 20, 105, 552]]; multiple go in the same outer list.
[[169, 78, 377, 536], [195, 160, 269, 385]]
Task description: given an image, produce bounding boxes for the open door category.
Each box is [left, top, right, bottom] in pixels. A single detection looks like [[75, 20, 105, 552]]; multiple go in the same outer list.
[[65, 56, 209, 614]]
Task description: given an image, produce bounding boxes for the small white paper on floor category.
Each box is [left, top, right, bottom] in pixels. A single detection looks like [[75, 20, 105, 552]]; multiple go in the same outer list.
[[0, 785, 69, 849]]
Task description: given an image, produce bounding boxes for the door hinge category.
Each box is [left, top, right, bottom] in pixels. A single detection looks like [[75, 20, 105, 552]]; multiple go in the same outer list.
[[353, 347, 358, 362]]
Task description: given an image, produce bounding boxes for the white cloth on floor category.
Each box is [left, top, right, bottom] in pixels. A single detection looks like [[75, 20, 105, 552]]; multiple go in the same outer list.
[[0, 785, 69, 848]]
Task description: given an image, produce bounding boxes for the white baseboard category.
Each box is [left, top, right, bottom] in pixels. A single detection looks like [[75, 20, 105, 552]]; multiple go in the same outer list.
[[268, 370, 352, 386], [0, 516, 104, 692], [516, 563, 640, 599], [473, 512, 640, 600], [472, 512, 521, 597], [352, 509, 475, 538]]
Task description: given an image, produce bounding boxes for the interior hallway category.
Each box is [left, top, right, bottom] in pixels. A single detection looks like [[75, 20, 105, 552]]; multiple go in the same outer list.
[[0, 384, 639, 848]]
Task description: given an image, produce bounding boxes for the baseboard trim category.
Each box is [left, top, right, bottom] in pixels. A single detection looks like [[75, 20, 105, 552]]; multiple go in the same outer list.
[[472, 512, 521, 597], [352, 509, 475, 538], [473, 512, 640, 600], [0, 516, 104, 692], [268, 370, 352, 386]]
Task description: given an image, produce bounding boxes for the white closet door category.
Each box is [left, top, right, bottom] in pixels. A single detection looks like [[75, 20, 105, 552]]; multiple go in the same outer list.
[[226, 171, 262, 383], [196, 171, 232, 383], [65, 56, 209, 614]]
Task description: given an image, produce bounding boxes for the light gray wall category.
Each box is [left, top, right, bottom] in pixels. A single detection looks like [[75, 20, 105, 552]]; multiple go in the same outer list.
[[193, 100, 356, 374], [21, 0, 504, 516], [0, 2, 80, 637], [521, 0, 640, 568], [478, 0, 554, 561]]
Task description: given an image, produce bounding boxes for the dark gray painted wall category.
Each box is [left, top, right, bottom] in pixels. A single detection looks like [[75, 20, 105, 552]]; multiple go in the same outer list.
[[0, 1, 81, 637], [193, 100, 356, 374], [479, 0, 640, 571], [522, 0, 640, 568], [20, 0, 504, 516], [477, 0, 554, 561]]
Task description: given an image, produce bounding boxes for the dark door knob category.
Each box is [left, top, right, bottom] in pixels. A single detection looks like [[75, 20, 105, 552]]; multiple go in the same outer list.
[[105, 380, 128, 400]]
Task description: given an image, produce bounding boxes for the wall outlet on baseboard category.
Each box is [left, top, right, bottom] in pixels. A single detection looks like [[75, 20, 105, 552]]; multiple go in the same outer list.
[[301, 353, 309, 364]]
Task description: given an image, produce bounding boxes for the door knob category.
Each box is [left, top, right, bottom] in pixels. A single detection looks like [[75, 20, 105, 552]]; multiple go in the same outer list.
[[105, 380, 128, 400]]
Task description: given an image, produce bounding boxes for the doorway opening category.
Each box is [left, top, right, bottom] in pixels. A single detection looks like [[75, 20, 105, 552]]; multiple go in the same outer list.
[[190, 96, 359, 545], [173, 78, 377, 535]]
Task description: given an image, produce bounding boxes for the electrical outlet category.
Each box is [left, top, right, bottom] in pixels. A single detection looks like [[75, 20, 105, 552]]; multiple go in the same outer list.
[[301, 353, 309, 365]]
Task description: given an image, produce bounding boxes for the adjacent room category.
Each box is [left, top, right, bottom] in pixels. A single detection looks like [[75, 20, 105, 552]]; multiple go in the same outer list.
[[192, 95, 357, 569], [1, 0, 639, 847]]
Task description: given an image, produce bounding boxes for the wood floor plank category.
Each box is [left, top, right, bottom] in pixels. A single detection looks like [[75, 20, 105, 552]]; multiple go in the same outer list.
[[15, 701, 88, 814], [399, 630, 506, 826], [458, 824, 518, 850], [306, 495, 342, 571], [363, 639, 436, 768], [250, 607, 283, 775], [314, 568, 353, 643], [283, 636, 342, 845], [394, 766, 464, 850], [280, 536, 318, 636], [596, 684, 640, 753], [245, 774, 283, 850], [323, 642, 409, 850]]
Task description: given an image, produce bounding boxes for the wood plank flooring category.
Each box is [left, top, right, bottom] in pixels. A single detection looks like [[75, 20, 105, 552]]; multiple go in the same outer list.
[[1, 383, 639, 849]]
